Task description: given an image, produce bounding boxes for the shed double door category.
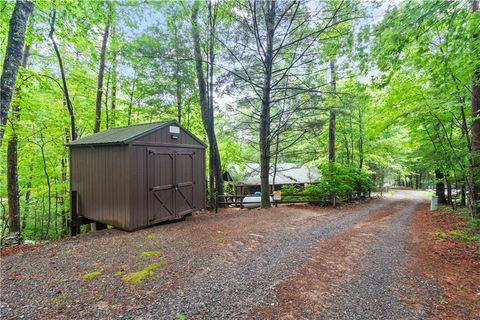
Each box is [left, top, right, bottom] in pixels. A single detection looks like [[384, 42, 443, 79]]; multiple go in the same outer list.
[[147, 147, 196, 224]]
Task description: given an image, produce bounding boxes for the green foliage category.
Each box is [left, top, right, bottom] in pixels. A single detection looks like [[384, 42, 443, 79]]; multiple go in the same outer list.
[[280, 184, 302, 195], [280, 184, 308, 202], [121, 261, 166, 284], [305, 163, 375, 204]]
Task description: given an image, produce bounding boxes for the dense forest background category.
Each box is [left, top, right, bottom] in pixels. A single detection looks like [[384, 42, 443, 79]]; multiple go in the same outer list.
[[0, 0, 479, 242]]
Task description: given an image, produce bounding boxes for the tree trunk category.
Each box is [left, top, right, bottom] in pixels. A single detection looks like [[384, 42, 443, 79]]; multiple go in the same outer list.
[[7, 136, 20, 239], [470, 0, 480, 216], [207, 1, 224, 205], [6, 43, 31, 245], [328, 58, 336, 162], [176, 56, 182, 124], [435, 169, 447, 204], [446, 175, 452, 204], [343, 136, 350, 164], [49, 8, 76, 141], [0, 0, 33, 147], [328, 13, 338, 163], [94, 19, 110, 133], [110, 26, 117, 128], [21, 164, 33, 232], [328, 40, 337, 206], [358, 107, 364, 169], [191, 0, 224, 208], [127, 78, 135, 126], [104, 68, 110, 129], [39, 135, 52, 239], [259, 1, 276, 208]]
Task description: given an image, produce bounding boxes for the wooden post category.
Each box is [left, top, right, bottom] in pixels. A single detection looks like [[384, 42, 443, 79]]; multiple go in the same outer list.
[[70, 190, 80, 236]]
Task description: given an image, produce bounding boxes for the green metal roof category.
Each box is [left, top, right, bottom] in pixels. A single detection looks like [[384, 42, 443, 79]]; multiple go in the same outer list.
[[66, 120, 177, 146]]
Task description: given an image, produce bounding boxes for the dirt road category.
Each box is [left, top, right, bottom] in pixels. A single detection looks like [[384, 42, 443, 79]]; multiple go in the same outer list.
[[0, 190, 459, 319]]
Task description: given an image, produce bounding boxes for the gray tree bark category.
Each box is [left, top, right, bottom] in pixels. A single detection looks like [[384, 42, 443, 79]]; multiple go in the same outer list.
[[0, 0, 34, 147], [435, 169, 447, 204], [328, 58, 337, 162], [470, 0, 480, 216], [259, 1, 276, 208], [49, 8, 77, 141], [191, 0, 224, 207], [94, 17, 111, 133], [6, 44, 31, 245]]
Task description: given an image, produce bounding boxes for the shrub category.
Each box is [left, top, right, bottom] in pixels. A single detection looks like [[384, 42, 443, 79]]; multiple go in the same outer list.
[[304, 162, 375, 205], [280, 184, 308, 201]]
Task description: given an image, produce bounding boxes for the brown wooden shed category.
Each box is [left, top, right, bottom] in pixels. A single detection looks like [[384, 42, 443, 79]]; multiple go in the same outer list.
[[66, 120, 206, 231]]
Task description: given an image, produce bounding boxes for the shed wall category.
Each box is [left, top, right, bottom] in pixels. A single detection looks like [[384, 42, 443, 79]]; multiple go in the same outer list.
[[70, 145, 129, 228]]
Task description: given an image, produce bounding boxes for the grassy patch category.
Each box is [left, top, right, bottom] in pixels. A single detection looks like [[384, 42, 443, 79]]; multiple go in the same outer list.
[[448, 229, 480, 242], [146, 234, 156, 240], [122, 262, 166, 284], [434, 206, 480, 245], [83, 271, 102, 279], [434, 228, 480, 244], [139, 250, 162, 257]]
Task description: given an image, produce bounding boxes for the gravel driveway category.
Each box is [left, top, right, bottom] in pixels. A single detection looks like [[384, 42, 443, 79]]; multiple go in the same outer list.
[[1, 190, 438, 319]]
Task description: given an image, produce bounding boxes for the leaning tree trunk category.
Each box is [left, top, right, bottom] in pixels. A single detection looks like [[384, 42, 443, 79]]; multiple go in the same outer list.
[[94, 19, 110, 133], [470, 0, 480, 216], [259, 1, 276, 208], [6, 44, 31, 246], [0, 0, 34, 147]]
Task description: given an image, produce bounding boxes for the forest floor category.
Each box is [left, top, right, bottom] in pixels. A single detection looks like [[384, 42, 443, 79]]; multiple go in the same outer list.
[[1, 190, 479, 320]]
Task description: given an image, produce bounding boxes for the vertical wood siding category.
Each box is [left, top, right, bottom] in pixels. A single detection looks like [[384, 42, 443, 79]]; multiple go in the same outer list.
[[70, 145, 129, 228]]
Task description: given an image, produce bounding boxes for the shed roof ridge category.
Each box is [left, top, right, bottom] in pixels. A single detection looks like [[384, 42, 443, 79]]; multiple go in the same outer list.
[[66, 119, 178, 146], [110, 120, 174, 130]]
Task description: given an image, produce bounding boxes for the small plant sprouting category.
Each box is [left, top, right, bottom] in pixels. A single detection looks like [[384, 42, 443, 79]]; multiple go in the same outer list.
[[176, 311, 188, 320]]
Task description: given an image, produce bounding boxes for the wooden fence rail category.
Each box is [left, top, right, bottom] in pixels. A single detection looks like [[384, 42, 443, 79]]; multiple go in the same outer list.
[[215, 192, 367, 213]]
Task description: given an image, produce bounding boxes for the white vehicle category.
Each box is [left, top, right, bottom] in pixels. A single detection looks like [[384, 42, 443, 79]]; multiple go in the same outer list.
[[242, 192, 273, 209]]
